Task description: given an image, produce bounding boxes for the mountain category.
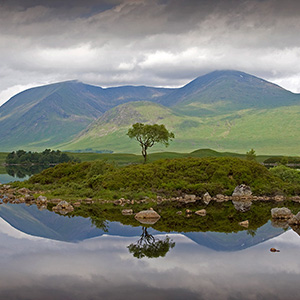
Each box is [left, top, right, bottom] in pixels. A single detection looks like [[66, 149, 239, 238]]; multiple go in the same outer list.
[[1, 70, 300, 153], [0, 81, 172, 151], [160, 70, 300, 116], [60, 101, 187, 153]]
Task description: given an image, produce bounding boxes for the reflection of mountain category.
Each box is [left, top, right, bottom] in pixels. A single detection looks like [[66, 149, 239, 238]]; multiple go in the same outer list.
[[185, 222, 285, 251], [0, 203, 285, 250]]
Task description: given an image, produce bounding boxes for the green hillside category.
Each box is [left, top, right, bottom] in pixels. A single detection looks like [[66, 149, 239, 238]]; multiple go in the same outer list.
[[60, 101, 300, 156], [1, 70, 300, 154]]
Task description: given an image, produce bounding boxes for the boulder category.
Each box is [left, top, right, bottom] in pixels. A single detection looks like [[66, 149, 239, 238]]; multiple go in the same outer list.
[[195, 209, 206, 216], [203, 192, 212, 205], [232, 184, 252, 197], [274, 195, 285, 202], [271, 207, 292, 219]]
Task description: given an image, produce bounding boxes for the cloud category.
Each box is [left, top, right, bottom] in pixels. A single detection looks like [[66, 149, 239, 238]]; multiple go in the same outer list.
[[1, 0, 300, 105]]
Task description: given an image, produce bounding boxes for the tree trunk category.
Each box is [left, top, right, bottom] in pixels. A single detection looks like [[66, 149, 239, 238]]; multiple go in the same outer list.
[[142, 146, 147, 163]]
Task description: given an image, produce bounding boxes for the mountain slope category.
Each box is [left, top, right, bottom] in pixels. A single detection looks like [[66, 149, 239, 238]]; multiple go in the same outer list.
[[1, 70, 300, 153], [0, 81, 173, 151], [159, 70, 300, 116]]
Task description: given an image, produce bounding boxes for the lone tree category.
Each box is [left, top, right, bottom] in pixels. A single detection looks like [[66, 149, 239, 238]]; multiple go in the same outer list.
[[246, 148, 256, 161], [127, 123, 174, 163]]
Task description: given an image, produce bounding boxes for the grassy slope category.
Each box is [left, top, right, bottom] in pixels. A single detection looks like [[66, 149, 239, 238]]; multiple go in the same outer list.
[[23, 157, 288, 200], [60, 101, 300, 156]]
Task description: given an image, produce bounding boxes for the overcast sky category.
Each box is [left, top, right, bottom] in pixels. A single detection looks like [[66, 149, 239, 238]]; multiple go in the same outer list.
[[0, 0, 300, 106]]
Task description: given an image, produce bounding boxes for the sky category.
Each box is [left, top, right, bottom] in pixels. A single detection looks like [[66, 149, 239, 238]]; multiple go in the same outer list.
[[0, 0, 300, 106]]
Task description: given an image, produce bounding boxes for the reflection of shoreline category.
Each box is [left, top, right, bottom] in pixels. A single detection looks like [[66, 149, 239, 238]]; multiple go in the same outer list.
[[0, 203, 288, 251]]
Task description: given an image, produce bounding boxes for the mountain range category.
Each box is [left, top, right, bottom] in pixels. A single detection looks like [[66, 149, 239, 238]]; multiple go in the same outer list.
[[1, 70, 300, 155]]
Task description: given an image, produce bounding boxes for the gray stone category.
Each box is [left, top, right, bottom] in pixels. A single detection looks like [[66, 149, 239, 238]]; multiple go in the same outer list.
[[232, 184, 252, 197]]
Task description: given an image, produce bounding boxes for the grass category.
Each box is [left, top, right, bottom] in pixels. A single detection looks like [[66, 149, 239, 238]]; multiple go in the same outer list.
[[15, 156, 294, 201], [59, 104, 300, 156]]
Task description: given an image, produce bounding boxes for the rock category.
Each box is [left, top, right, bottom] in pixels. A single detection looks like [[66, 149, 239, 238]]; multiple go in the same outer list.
[[203, 192, 212, 205], [239, 220, 249, 228], [274, 195, 285, 202], [135, 209, 160, 225], [271, 207, 292, 219], [176, 211, 182, 215], [195, 209, 206, 216], [50, 198, 62, 204], [17, 187, 31, 195], [24, 194, 35, 202], [232, 200, 252, 212], [122, 209, 133, 215], [73, 202, 81, 207], [288, 212, 300, 225], [185, 209, 192, 214], [232, 184, 252, 197], [113, 199, 123, 205]]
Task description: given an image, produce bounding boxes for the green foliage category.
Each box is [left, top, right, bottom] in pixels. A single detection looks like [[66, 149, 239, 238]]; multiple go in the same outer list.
[[246, 149, 256, 161], [24, 157, 292, 199], [270, 165, 300, 184], [127, 123, 175, 163], [5, 149, 79, 165]]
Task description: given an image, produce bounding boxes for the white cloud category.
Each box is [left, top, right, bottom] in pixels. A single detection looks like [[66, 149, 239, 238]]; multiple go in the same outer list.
[[1, 0, 300, 106]]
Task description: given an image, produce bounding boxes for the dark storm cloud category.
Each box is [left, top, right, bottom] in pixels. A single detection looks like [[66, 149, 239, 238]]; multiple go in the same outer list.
[[0, 0, 300, 105]]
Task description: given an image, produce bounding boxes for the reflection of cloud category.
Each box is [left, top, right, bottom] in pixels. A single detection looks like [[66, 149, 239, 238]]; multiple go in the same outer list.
[[1, 219, 300, 299]]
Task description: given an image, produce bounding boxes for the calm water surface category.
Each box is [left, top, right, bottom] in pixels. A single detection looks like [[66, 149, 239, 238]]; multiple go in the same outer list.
[[1, 172, 300, 299], [0, 201, 299, 300]]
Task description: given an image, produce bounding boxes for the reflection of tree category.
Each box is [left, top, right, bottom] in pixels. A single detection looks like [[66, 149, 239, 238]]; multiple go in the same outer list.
[[5, 165, 50, 178], [127, 227, 175, 259]]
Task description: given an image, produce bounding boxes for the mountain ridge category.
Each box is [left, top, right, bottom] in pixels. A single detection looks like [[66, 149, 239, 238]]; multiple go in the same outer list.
[[1, 70, 300, 153]]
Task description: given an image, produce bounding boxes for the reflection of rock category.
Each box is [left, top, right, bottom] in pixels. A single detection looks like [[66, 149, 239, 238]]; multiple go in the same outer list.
[[271, 207, 292, 219], [135, 210, 160, 225], [232, 200, 252, 212], [270, 248, 280, 252], [288, 212, 300, 225], [122, 209, 133, 216], [52, 201, 74, 215], [195, 209, 206, 216], [232, 184, 252, 197], [36, 195, 47, 206], [271, 219, 289, 229], [202, 192, 211, 205], [239, 220, 249, 228], [290, 224, 300, 236]]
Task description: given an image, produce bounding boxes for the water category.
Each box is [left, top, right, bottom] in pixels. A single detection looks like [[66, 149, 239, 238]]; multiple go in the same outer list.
[[0, 202, 300, 299]]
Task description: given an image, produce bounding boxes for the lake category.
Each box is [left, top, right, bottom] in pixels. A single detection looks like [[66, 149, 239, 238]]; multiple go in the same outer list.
[[0, 199, 300, 300], [1, 170, 300, 299]]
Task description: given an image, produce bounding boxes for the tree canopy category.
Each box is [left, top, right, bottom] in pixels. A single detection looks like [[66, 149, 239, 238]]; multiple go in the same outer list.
[[127, 123, 174, 163]]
